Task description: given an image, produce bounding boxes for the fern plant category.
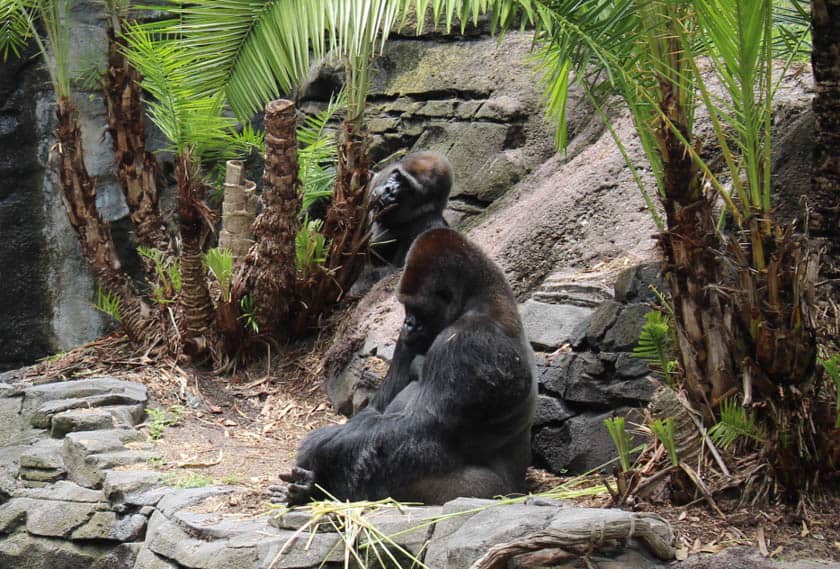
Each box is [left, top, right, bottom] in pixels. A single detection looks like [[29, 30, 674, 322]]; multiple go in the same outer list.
[[632, 310, 679, 384], [819, 354, 840, 428], [93, 287, 121, 322], [298, 92, 344, 214], [239, 295, 259, 334], [604, 417, 634, 472], [708, 398, 768, 450], [203, 248, 234, 302], [138, 246, 181, 304], [296, 218, 330, 277], [649, 418, 679, 467]]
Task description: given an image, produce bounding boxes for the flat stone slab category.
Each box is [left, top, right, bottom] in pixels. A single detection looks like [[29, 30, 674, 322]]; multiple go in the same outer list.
[[519, 300, 593, 349], [18, 480, 104, 503], [104, 470, 169, 507]]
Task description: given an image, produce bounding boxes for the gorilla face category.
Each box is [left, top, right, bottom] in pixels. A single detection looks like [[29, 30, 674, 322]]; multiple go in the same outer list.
[[398, 275, 465, 354]]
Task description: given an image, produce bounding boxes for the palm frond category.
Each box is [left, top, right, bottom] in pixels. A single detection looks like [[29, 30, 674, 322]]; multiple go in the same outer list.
[[0, 0, 39, 59], [122, 23, 256, 161], [299, 91, 344, 212], [708, 398, 768, 450]]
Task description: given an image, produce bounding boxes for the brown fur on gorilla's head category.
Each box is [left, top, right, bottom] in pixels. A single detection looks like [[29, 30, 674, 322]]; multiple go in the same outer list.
[[398, 228, 522, 337]]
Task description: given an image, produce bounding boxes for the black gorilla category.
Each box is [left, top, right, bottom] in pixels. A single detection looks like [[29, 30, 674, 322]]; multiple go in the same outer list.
[[368, 151, 452, 267], [273, 228, 536, 505]]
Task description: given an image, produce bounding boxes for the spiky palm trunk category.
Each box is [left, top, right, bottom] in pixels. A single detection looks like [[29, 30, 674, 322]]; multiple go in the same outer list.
[[238, 99, 301, 337], [175, 152, 220, 361], [656, 81, 738, 413], [655, 75, 823, 493], [811, 0, 840, 352], [104, 26, 170, 259], [315, 120, 372, 304], [55, 97, 158, 344]]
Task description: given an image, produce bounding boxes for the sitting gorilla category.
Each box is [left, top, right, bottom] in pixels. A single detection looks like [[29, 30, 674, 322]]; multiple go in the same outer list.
[[272, 228, 536, 505], [368, 151, 452, 268]]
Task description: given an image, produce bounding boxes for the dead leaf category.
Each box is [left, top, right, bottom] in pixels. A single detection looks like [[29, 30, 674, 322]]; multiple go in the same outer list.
[[223, 419, 238, 427], [678, 511, 687, 521], [208, 404, 223, 414], [675, 547, 689, 561], [700, 543, 726, 554], [757, 527, 769, 557]]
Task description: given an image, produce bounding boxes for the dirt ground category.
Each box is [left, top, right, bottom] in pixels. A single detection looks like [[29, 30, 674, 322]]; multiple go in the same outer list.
[[22, 336, 840, 564]]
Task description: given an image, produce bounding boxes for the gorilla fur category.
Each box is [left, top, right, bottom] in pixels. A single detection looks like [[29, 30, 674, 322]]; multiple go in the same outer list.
[[275, 228, 536, 505]]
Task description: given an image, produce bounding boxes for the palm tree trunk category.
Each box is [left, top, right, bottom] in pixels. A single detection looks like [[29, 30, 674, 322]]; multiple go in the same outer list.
[[175, 152, 220, 362], [811, 0, 840, 351], [315, 120, 372, 304], [55, 97, 158, 344], [656, 86, 738, 414], [238, 99, 301, 337], [104, 25, 170, 259]]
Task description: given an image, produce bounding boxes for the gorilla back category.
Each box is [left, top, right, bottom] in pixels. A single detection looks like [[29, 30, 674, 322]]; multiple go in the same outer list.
[[279, 228, 537, 505]]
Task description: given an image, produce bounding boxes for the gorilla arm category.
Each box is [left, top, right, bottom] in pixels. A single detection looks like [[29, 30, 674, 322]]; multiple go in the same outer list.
[[279, 387, 455, 504]]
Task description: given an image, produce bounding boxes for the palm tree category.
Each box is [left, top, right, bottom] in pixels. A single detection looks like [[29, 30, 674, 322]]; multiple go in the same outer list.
[[493, 0, 827, 495], [1, 0, 160, 345], [123, 25, 262, 362], [152, 0, 516, 331], [102, 0, 171, 267]]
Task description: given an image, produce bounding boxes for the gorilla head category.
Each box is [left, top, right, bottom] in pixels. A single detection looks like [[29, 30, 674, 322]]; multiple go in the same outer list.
[[368, 151, 452, 267]]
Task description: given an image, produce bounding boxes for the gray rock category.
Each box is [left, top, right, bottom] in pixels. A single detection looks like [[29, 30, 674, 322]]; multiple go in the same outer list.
[[615, 352, 651, 378], [361, 506, 443, 556], [63, 429, 151, 488], [519, 300, 593, 350], [19, 480, 104, 503], [51, 408, 115, 437], [614, 262, 665, 304], [146, 509, 339, 569], [537, 353, 575, 395], [600, 303, 650, 352], [133, 547, 180, 569], [0, 498, 26, 533], [23, 378, 148, 414], [19, 437, 65, 469], [475, 95, 526, 121], [532, 277, 614, 308], [104, 470, 169, 507], [534, 394, 576, 426], [91, 543, 142, 569], [416, 100, 457, 118], [533, 407, 644, 474], [426, 501, 561, 569], [155, 487, 234, 518], [71, 511, 147, 542], [586, 300, 622, 346], [8, 496, 100, 537], [0, 532, 129, 569]]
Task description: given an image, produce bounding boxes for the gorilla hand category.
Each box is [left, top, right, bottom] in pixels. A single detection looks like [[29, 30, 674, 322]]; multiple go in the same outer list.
[[268, 467, 316, 506]]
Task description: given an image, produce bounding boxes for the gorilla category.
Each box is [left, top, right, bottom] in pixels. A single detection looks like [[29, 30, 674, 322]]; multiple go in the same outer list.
[[272, 228, 536, 505], [368, 151, 452, 268]]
